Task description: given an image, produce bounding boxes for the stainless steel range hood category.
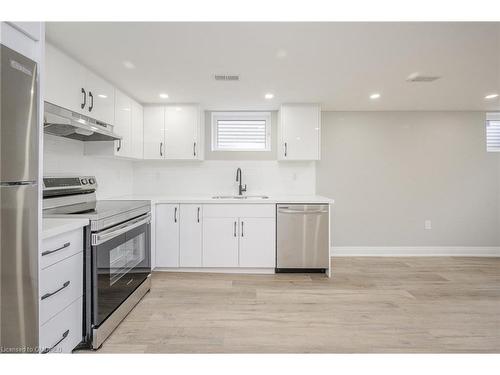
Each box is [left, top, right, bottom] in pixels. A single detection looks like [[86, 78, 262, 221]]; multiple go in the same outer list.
[[44, 102, 121, 141]]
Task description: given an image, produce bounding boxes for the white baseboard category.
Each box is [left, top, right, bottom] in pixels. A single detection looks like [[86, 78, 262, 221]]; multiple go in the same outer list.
[[331, 246, 500, 257]]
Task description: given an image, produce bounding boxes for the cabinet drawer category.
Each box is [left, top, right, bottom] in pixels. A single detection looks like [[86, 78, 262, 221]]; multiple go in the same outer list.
[[40, 252, 83, 325], [203, 204, 275, 218], [41, 229, 83, 269], [40, 297, 82, 354]]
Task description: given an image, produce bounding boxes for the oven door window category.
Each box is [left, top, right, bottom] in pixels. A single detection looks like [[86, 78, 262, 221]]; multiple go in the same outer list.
[[109, 232, 146, 285], [93, 222, 151, 327]]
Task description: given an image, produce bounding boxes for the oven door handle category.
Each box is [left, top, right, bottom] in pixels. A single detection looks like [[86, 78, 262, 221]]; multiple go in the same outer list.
[[92, 213, 151, 246]]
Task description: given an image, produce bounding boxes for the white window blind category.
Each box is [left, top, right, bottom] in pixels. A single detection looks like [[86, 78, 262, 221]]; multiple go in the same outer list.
[[211, 112, 271, 151], [486, 113, 500, 152]]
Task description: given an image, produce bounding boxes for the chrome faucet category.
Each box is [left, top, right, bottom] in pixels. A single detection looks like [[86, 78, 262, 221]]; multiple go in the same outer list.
[[236, 168, 247, 196]]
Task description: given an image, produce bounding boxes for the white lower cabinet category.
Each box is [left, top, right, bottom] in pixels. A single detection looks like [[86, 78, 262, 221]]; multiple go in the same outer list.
[[155, 203, 276, 270], [202, 217, 239, 267], [155, 204, 180, 267], [40, 228, 84, 353], [239, 218, 276, 268], [179, 204, 203, 267], [40, 297, 83, 354], [40, 252, 83, 325]]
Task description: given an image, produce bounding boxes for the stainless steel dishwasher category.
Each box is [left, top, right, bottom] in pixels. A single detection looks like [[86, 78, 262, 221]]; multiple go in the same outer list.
[[276, 204, 329, 272]]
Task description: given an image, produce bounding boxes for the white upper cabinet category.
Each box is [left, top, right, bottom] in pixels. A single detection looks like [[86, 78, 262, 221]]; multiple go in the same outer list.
[[114, 90, 132, 158], [45, 43, 87, 115], [164, 105, 201, 160], [85, 71, 115, 125], [45, 43, 115, 126], [131, 101, 144, 159], [143, 106, 165, 160], [278, 104, 321, 161], [143, 105, 203, 160], [85, 91, 143, 160]]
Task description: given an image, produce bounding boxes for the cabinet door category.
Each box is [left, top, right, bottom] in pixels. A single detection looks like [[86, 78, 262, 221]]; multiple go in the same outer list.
[[239, 218, 276, 268], [45, 43, 87, 115], [203, 217, 239, 267], [279, 104, 320, 160], [164, 105, 199, 159], [131, 101, 144, 159], [143, 106, 165, 159], [179, 204, 202, 267], [114, 90, 132, 157], [155, 204, 180, 267], [86, 71, 115, 125]]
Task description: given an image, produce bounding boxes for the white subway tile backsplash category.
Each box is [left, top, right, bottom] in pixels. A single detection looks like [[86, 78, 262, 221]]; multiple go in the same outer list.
[[43, 135, 134, 199], [44, 135, 316, 198]]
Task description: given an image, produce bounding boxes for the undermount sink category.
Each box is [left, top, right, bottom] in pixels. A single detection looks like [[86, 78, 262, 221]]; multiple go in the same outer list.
[[212, 195, 269, 200]]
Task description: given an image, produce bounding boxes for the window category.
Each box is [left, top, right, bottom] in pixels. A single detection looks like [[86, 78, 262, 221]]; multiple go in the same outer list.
[[486, 113, 500, 152], [211, 112, 271, 151]]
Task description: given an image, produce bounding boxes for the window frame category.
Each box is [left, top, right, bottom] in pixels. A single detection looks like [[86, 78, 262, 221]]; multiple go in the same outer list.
[[486, 112, 500, 152], [211, 111, 272, 152]]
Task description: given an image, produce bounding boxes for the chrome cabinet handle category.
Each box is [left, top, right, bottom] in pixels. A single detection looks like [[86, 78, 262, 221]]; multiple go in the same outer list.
[[41, 330, 69, 354], [88, 91, 94, 112], [160, 142, 163, 157], [41, 281, 70, 300], [174, 207, 178, 223], [233, 221, 237, 237], [81, 88, 86, 109], [193, 142, 197, 157], [284, 142, 287, 157], [241, 221, 244, 237], [117, 139, 122, 152], [42, 242, 70, 257], [197, 207, 200, 223]]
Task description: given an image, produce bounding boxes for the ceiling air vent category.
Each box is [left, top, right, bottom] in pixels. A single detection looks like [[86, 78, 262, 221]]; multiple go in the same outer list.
[[214, 74, 240, 81], [406, 72, 441, 83]]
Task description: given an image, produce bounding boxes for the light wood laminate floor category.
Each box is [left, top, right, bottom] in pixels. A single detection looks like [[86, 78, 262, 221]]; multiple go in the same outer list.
[[96, 257, 500, 353]]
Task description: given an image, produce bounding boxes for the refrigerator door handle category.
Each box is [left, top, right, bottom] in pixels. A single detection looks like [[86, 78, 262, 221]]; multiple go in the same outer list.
[[0, 180, 36, 186]]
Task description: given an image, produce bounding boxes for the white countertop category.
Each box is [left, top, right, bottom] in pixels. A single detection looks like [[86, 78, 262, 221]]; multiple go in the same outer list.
[[108, 194, 334, 205], [42, 218, 89, 239]]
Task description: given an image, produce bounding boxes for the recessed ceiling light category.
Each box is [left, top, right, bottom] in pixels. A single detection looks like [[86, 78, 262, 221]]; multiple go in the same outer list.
[[276, 49, 287, 59], [122, 61, 135, 69], [485, 93, 499, 100], [264, 93, 274, 100], [97, 94, 107, 99], [370, 93, 381, 100], [159, 93, 169, 99]]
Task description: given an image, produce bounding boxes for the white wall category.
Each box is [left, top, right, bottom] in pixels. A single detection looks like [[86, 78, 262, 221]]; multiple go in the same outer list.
[[317, 111, 500, 248], [132, 160, 315, 196], [43, 134, 134, 199]]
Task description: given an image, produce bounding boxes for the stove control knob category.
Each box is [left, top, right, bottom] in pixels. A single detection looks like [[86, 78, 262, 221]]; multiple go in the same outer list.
[[81, 178, 88, 185], [88, 178, 95, 185]]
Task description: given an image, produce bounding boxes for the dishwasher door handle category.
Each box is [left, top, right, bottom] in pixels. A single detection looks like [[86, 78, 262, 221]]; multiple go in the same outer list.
[[278, 208, 328, 214]]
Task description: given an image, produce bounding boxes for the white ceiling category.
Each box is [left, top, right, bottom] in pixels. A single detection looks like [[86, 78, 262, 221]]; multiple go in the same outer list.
[[46, 22, 500, 111]]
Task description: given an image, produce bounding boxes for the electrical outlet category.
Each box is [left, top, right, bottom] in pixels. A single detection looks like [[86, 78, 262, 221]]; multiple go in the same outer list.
[[424, 220, 432, 230]]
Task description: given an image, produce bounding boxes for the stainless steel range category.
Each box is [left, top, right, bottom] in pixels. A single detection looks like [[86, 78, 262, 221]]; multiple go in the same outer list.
[[43, 176, 151, 349]]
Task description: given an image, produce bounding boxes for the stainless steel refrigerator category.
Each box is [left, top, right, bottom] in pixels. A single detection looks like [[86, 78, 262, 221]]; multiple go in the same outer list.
[[0, 43, 39, 353]]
